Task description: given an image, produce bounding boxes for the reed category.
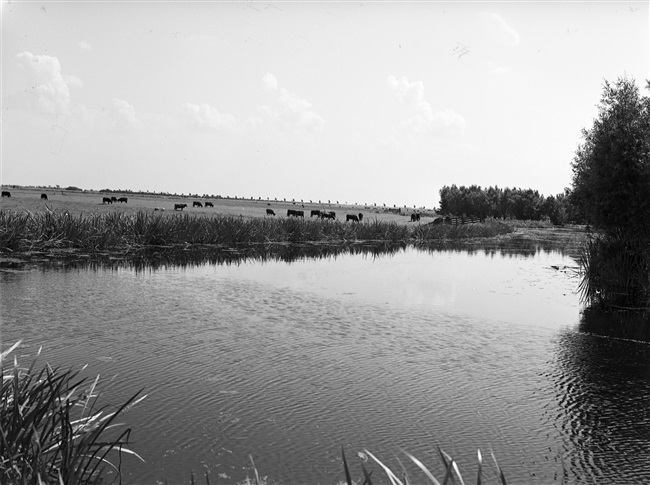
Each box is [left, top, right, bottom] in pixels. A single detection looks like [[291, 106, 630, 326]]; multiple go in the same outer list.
[[578, 232, 650, 310], [340, 446, 507, 485], [0, 341, 146, 485], [0, 210, 514, 254]]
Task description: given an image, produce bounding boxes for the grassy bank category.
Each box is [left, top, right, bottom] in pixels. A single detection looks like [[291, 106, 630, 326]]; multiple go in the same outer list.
[[0, 210, 514, 254]]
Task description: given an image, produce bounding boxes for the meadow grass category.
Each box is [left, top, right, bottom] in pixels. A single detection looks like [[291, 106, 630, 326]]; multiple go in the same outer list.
[[0, 341, 145, 485], [0, 210, 513, 254]]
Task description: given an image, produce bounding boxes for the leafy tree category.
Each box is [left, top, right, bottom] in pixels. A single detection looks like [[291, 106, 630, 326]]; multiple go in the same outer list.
[[570, 76, 650, 237]]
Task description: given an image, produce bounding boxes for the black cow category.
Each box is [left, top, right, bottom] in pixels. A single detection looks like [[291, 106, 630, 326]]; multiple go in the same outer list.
[[346, 214, 359, 222], [266, 209, 276, 216], [118, 197, 128, 203], [310, 210, 321, 218], [1, 191, 10, 197], [102, 197, 112, 204], [287, 209, 304, 218], [410, 213, 421, 222], [444, 216, 452, 225], [111, 196, 118, 203], [193, 201, 203, 208], [205, 201, 214, 208], [320, 211, 336, 220], [358, 213, 363, 221], [174, 203, 187, 211], [41, 193, 48, 200], [432, 217, 443, 225]]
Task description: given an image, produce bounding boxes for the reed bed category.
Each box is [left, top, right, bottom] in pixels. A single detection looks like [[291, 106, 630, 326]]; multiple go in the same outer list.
[[0, 341, 145, 485], [578, 232, 650, 310], [0, 210, 513, 254]]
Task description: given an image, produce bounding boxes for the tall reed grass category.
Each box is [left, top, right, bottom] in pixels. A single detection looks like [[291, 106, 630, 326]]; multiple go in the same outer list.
[[578, 232, 650, 310], [0, 210, 513, 254], [0, 341, 145, 485]]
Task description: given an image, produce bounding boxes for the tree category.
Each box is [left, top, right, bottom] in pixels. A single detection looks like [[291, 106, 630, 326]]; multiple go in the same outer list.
[[570, 76, 650, 238]]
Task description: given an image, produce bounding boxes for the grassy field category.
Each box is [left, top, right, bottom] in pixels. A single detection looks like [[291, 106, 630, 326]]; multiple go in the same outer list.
[[0, 187, 429, 224]]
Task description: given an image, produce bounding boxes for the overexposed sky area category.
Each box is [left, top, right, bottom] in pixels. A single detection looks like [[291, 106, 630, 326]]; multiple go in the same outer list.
[[1, 1, 648, 208]]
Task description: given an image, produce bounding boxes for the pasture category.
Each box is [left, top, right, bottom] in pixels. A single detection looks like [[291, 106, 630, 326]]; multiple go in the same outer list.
[[0, 187, 430, 224]]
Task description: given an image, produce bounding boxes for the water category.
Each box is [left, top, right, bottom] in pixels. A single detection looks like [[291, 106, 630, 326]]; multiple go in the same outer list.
[[2, 246, 650, 484]]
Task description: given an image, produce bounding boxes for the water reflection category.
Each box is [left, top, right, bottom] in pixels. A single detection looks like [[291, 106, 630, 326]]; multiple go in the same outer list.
[[579, 306, 650, 342], [552, 329, 650, 484], [3, 227, 586, 273]]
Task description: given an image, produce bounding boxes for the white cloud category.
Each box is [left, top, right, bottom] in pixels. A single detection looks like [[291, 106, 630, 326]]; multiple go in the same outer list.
[[109, 98, 143, 132], [182, 102, 237, 131], [486, 13, 520, 46], [387, 75, 466, 136], [256, 77, 324, 133], [15, 52, 81, 114], [77, 40, 92, 51], [262, 73, 278, 92]]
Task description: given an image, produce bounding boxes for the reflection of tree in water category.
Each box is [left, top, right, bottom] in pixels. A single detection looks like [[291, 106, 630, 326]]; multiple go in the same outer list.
[[580, 306, 650, 342], [549, 329, 650, 483], [27, 232, 586, 272]]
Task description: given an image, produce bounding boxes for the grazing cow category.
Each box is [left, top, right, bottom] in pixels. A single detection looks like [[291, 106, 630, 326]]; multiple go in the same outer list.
[[432, 217, 443, 225], [102, 197, 112, 204], [174, 203, 187, 211], [1, 191, 10, 197], [310, 210, 321, 218], [444, 216, 452, 225], [111, 196, 118, 203], [41, 193, 48, 200], [118, 197, 128, 203], [346, 214, 359, 222], [266, 209, 276, 216], [320, 211, 336, 220], [205, 201, 214, 208], [287, 209, 304, 218], [193, 201, 203, 208], [358, 213, 363, 221], [410, 213, 421, 222]]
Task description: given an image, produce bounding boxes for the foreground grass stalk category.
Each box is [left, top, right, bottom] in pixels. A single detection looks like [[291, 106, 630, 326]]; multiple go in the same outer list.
[[0, 341, 145, 485]]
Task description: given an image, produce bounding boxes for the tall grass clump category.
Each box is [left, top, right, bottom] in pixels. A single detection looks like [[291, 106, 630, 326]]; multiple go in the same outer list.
[[578, 232, 650, 310], [0, 341, 145, 485], [0, 210, 515, 255], [341, 446, 507, 485]]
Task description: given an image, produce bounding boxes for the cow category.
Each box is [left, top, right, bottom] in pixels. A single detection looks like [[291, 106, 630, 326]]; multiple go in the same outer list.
[[287, 209, 304, 217], [444, 216, 452, 225], [102, 197, 112, 204], [118, 197, 128, 203], [320, 211, 336, 220], [410, 213, 421, 222], [174, 203, 187, 211], [310, 210, 321, 218], [346, 214, 359, 222], [193, 201, 203, 208], [358, 213, 363, 221], [205, 201, 214, 208], [1, 191, 10, 197], [111, 196, 118, 203], [432, 217, 443, 225], [41, 193, 48, 200], [266, 209, 276, 216]]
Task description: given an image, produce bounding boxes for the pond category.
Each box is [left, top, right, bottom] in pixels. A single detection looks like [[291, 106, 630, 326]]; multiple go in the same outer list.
[[2, 242, 650, 484]]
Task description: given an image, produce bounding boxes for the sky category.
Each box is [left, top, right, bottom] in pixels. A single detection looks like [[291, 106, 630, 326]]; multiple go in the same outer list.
[[1, 1, 648, 209]]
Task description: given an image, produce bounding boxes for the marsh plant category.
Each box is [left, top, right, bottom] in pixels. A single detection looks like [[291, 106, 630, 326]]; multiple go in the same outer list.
[[0, 210, 513, 254], [0, 341, 145, 485], [578, 232, 650, 310]]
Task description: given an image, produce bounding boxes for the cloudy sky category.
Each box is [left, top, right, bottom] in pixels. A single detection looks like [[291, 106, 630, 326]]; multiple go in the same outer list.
[[2, 1, 648, 208]]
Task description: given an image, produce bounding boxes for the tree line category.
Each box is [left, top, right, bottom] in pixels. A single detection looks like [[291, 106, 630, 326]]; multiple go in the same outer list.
[[438, 184, 580, 225]]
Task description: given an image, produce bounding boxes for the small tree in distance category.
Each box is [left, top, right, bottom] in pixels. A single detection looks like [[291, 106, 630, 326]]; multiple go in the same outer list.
[[570, 76, 650, 238]]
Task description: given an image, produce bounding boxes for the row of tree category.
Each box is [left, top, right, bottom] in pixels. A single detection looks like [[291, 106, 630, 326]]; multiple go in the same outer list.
[[438, 184, 578, 225]]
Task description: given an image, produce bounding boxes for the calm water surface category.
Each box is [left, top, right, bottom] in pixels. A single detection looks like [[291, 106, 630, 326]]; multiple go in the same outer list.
[[2, 246, 650, 484]]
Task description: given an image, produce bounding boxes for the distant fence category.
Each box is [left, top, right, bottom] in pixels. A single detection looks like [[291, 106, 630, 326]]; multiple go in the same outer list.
[[436, 216, 486, 226]]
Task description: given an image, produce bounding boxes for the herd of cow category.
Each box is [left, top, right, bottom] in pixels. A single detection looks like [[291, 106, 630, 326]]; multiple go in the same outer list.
[[2, 191, 50, 200], [102, 196, 128, 204]]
